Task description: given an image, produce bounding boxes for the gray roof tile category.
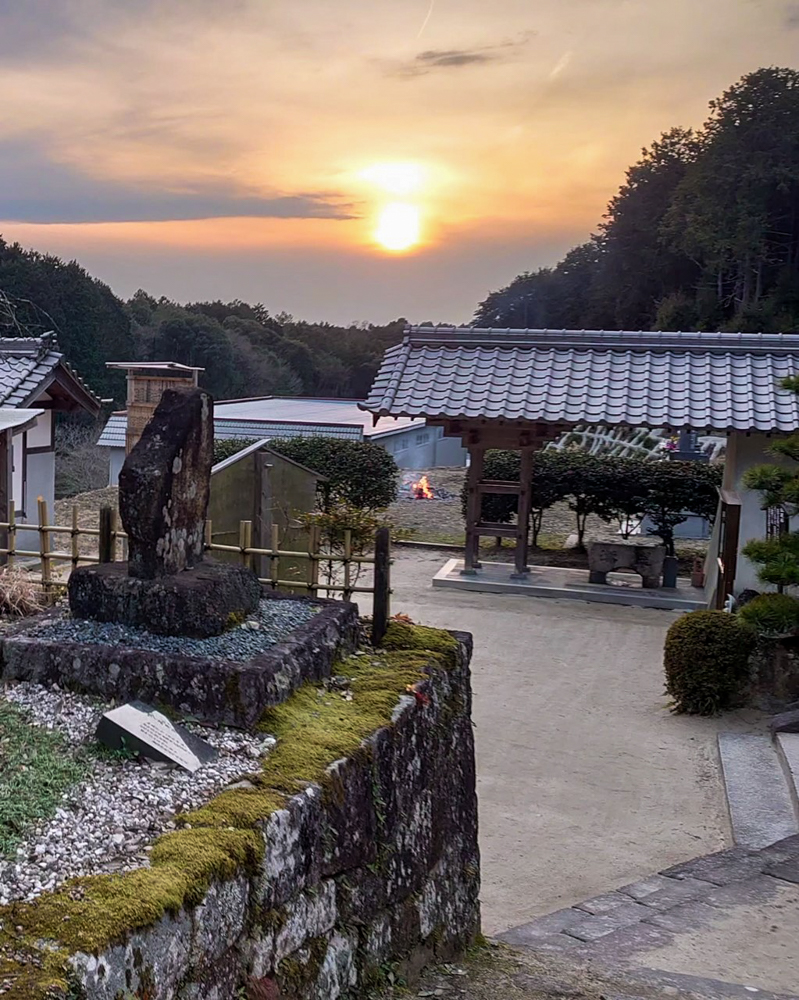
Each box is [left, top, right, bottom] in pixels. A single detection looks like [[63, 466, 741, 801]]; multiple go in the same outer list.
[[360, 327, 799, 432]]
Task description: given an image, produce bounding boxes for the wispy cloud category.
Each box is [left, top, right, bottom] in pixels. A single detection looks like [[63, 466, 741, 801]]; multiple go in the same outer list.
[[0, 141, 354, 224], [392, 34, 534, 78]]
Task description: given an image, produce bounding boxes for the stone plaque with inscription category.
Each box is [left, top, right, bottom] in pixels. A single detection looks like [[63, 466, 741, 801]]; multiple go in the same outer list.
[[95, 701, 218, 772]]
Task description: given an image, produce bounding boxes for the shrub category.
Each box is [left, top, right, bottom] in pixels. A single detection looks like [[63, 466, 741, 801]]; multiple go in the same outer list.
[[459, 450, 722, 550], [213, 437, 259, 464], [270, 437, 399, 511], [664, 610, 756, 715], [737, 592, 799, 636], [742, 532, 799, 593]]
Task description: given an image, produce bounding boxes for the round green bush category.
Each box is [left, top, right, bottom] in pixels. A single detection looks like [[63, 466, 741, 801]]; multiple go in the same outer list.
[[664, 611, 756, 715], [738, 592, 799, 636]]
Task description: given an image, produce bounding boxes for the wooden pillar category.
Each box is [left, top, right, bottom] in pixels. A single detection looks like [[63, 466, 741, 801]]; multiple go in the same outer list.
[[513, 447, 534, 578], [0, 430, 11, 566], [462, 447, 485, 574]]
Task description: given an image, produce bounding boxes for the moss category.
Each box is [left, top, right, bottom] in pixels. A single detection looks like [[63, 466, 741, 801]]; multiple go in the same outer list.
[[6, 828, 261, 955], [257, 652, 435, 797], [182, 787, 286, 829], [226, 610, 246, 629], [0, 625, 457, 998], [379, 621, 458, 667], [276, 934, 329, 996]]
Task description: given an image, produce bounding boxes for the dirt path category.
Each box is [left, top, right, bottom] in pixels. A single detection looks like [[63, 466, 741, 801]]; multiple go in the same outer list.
[[387, 548, 764, 938]]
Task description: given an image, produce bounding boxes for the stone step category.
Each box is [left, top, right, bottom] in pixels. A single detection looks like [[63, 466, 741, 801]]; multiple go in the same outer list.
[[776, 732, 799, 821], [717, 733, 799, 849]]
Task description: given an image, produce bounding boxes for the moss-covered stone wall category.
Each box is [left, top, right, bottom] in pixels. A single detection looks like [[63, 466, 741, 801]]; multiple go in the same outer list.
[[0, 622, 480, 999]]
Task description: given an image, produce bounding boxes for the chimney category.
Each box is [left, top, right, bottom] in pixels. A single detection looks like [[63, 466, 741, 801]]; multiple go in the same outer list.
[[106, 362, 205, 453]]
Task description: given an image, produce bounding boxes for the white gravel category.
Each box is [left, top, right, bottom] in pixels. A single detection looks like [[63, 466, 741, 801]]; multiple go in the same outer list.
[[0, 682, 275, 905]]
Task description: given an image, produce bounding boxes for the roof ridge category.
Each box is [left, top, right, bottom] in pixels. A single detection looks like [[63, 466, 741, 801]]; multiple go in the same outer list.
[[404, 326, 799, 354]]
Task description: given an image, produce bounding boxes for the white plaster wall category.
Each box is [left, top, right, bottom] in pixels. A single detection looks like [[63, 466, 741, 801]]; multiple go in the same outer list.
[[26, 406, 52, 448], [26, 451, 55, 519], [11, 436, 23, 513], [108, 447, 124, 486], [723, 431, 799, 594]]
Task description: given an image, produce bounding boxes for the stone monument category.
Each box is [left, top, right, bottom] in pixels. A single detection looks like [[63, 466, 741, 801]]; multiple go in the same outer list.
[[68, 387, 261, 637]]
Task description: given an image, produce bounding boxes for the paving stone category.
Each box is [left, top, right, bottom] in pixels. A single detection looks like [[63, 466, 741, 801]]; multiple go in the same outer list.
[[562, 902, 652, 942], [576, 919, 674, 961], [717, 733, 799, 848], [642, 899, 721, 933], [616, 873, 679, 900], [765, 857, 799, 884], [700, 874, 783, 908], [632, 875, 712, 911], [660, 846, 764, 885], [629, 966, 799, 1000], [495, 907, 587, 942], [759, 833, 799, 865], [573, 891, 640, 915], [498, 930, 582, 953]]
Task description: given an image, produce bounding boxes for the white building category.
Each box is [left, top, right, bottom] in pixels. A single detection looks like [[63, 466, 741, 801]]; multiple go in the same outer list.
[[97, 395, 467, 484], [0, 335, 100, 518]]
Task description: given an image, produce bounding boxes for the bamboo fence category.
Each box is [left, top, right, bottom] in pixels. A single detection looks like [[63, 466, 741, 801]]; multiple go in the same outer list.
[[0, 502, 390, 628]]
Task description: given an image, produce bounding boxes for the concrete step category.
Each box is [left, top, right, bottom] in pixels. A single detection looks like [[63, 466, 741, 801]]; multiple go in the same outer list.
[[776, 732, 799, 821], [717, 733, 799, 848]]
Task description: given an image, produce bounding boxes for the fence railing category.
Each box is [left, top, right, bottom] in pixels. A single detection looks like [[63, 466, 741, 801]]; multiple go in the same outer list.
[[0, 501, 391, 641]]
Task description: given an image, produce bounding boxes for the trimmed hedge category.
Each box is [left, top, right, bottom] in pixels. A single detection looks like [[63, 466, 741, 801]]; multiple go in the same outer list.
[[269, 436, 399, 511], [462, 450, 722, 550], [738, 592, 799, 636], [664, 611, 756, 715]]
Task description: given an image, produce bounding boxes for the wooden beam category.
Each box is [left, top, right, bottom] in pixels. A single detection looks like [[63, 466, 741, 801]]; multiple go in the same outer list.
[[0, 430, 11, 566], [463, 447, 485, 573], [513, 447, 535, 577]]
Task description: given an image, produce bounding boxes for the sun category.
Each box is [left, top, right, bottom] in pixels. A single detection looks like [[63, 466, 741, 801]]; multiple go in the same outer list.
[[375, 202, 421, 252]]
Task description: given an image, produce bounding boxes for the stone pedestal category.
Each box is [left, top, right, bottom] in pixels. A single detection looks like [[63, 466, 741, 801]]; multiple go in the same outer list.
[[587, 539, 666, 589], [68, 560, 261, 638]]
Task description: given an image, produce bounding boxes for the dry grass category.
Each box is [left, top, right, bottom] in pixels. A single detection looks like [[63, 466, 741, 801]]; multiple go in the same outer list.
[[0, 567, 48, 617]]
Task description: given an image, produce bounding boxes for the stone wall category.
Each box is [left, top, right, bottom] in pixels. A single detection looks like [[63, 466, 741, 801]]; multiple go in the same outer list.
[[749, 634, 799, 709], [0, 624, 479, 1000]]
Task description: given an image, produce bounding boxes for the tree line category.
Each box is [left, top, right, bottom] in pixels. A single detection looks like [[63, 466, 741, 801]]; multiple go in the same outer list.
[[476, 68, 799, 334]]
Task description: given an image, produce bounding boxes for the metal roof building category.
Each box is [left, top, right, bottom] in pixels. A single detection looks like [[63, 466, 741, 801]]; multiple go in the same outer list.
[[362, 328, 799, 433], [98, 394, 466, 484]]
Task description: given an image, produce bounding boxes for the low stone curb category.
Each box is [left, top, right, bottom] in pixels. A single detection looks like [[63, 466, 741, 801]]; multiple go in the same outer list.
[[497, 835, 799, 999], [0, 591, 360, 729]]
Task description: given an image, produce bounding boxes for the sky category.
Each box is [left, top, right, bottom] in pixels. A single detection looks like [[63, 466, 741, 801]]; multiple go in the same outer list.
[[0, 0, 797, 325]]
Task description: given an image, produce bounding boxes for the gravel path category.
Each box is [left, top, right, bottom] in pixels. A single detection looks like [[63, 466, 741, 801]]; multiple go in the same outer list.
[[0, 683, 275, 904], [19, 598, 320, 661]]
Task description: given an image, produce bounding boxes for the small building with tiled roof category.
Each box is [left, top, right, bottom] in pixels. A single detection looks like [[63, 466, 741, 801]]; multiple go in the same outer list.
[[362, 326, 799, 601], [0, 333, 100, 520]]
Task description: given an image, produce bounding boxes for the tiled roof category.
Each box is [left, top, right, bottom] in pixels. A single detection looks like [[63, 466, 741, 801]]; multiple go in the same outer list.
[[0, 334, 99, 412], [361, 327, 799, 433], [97, 414, 364, 448]]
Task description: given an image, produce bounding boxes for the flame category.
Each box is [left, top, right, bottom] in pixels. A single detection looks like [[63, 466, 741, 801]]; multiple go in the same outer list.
[[412, 475, 434, 499]]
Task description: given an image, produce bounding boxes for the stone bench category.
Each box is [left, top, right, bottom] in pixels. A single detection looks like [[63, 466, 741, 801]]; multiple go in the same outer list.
[[587, 539, 666, 589]]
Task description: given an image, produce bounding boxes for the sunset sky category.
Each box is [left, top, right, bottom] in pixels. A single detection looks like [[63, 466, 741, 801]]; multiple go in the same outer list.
[[0, 0, 796, 324]]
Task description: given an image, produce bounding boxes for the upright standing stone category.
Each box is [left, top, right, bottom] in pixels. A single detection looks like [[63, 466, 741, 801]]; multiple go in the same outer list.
[[119, 387, 212, 579]]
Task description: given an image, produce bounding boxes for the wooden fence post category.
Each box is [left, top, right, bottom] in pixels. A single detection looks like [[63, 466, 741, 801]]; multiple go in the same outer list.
[[307, 524, 320, 595], [99, 506, 115, 564], [372, 526, 390, 645], [71, 505, 80, 572], [271, 523, 280, 590], [38, 497, 52, 588], [7, 501, 15, 570]]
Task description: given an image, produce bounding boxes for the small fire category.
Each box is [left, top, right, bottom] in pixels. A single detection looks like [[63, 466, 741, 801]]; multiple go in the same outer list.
[[412, 475, 434, 499]]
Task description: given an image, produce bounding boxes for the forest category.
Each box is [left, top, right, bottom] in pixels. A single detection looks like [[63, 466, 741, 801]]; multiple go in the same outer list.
[[1, 67, 798, 406]]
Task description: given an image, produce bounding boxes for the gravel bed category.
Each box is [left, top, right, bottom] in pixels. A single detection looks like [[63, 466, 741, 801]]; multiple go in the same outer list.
[[0, 683, 275, 904], [19, 598, 320, 661]]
